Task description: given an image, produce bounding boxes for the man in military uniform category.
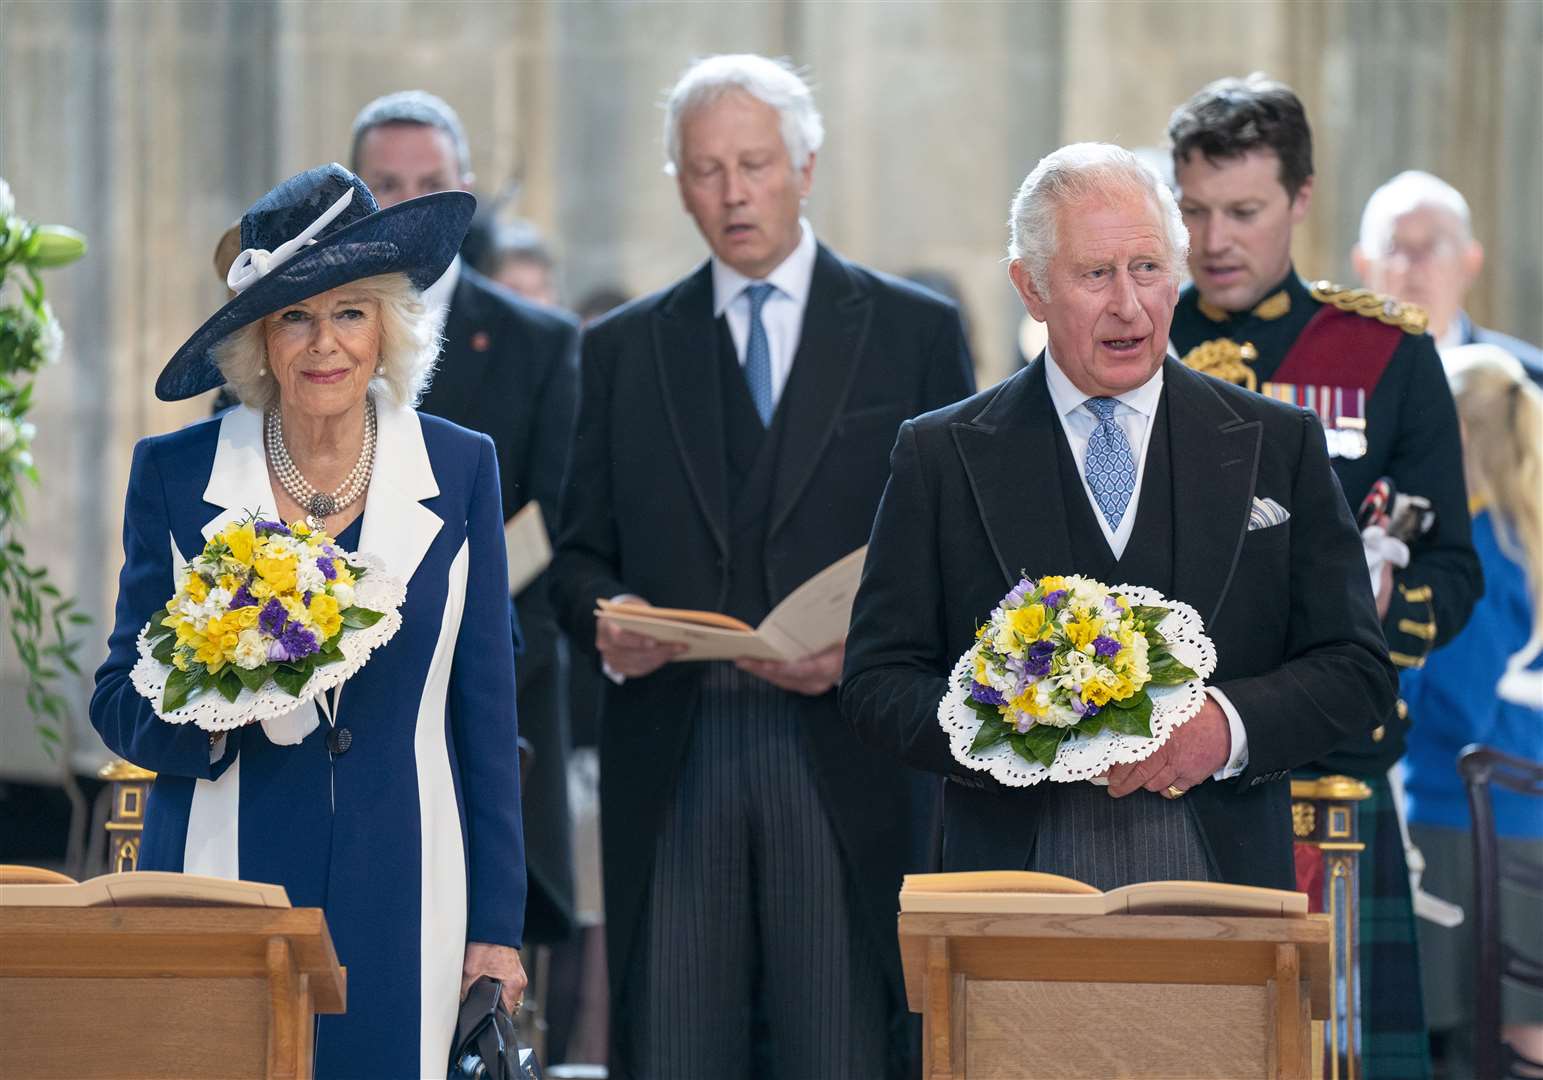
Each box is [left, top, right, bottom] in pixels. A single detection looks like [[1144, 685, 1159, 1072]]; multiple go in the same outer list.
[[1166, 74, 1482, 1080]]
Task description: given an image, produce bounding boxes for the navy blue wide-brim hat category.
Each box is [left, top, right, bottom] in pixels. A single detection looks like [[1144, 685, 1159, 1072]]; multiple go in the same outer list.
[[155, 163, 475, 401]]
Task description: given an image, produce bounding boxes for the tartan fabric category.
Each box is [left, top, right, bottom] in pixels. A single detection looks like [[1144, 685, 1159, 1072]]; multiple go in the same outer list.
[[1356, 774, 1434, 1080]]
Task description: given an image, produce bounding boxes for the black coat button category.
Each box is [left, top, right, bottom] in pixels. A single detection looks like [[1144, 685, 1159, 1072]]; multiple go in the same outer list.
[[328, 727, 353, 755]]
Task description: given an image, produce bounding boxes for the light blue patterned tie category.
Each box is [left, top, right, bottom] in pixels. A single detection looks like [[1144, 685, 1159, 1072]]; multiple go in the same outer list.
[[742, 282, 776, 425], [1083, 397, 1136, 530]]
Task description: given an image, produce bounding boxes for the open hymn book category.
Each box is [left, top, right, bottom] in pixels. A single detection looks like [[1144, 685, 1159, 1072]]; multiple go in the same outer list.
[[900, 871, 1308, 917], [504, 501, 552, 597], [595, 546, 867, 662], [0, 871, 290, 908]]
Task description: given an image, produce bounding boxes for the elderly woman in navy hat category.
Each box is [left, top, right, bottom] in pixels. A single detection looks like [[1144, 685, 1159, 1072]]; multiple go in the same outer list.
[[91, 164, 527, 1076]]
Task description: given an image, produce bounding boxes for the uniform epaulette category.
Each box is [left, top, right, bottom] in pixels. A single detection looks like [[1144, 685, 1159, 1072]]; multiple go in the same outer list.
[[1309, 281, 1428, 335]]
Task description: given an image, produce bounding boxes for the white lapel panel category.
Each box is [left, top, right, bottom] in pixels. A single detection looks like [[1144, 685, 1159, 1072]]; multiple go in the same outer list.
[[201, 406, 279, 540], [358, 404, 443, 587]]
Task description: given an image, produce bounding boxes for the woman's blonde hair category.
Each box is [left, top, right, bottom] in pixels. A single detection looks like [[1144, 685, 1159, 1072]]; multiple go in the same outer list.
[[212, 272, 439, 411], [1447, 345, 1543, 667]]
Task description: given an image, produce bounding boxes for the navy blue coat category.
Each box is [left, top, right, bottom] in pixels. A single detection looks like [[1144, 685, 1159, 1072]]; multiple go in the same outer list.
[[91, 404, 526, 1078]]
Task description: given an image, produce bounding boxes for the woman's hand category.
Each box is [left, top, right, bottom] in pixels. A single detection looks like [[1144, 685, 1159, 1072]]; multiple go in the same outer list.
[[461, 941, 528, 1013]]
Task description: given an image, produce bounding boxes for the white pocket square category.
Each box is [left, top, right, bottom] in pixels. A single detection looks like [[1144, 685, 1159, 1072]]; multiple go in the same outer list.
[[1248, 496, 1290, 531]]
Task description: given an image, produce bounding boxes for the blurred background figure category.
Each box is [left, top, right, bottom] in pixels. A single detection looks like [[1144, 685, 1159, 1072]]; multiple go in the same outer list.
[[1399, 344, 1543, 1076], [484, 220, 561, 308], [1353, 170, 1543, 385], [351, 89, 582, 958]]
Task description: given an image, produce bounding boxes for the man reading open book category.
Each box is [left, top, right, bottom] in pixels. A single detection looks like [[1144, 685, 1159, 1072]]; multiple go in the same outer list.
[[550, 54, 975, 1080]]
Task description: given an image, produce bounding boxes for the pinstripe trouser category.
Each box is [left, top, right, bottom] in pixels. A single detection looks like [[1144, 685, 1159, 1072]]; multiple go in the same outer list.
[[1027, 780, 1215, 890], [624, 664, 889, 1080]]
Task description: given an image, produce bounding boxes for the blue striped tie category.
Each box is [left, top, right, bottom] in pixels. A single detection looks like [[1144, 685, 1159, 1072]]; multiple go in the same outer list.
[[1083, 397, 1136, 530], [742, 283, 775, 425]]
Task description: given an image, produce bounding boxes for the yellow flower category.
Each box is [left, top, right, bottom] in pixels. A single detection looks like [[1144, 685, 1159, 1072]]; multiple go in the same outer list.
[[172, 651, 190, 672], [1006, 604, 1046, 643], [1066, 614, 1100, 651], [1038, 575, 1069, 594], [254, 554, 298, 594], [290, 521, 311, 538], [230, 605, 260, 630], [1009, 687, 1048, 718], [308, 592, 342, 639], [220, 522, 257, 565], [184, 573, 209, 603], [249, 577, 273, 600], [333, 563, 355, 587], [1081, 681, 1114, 707]]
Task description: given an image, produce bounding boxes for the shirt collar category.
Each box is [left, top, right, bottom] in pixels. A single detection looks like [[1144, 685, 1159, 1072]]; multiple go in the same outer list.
[[1043, 343, 1165, 421], [712, 218, 817, 316]]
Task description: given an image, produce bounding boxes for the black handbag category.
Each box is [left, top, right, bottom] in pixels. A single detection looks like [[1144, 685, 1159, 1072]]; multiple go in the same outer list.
[[449, 977, 542, 1080]]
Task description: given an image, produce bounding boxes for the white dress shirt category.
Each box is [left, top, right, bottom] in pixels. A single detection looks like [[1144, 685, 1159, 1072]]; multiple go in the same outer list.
[[1043, 348, 1249, 781], [711, 219, 818, 411]]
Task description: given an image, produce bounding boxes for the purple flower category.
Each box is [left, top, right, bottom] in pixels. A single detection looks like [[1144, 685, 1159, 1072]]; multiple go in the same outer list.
[[1092, 635, 1122, 658], [970, 682, 1007, 706], [1042, 589, 1067, 609], [1071, 697, 1100, 718], [316, 556, 336, 581], [230, 583, 258, 610], [278, 622, 319, 660], [1004, 577, 1035, 606], [302, 591, 313, 607], [1024, 639, 1056, 678], [258, 598, 287, 637], [254, 520, 290, 536], [1104, 595, 1122, 613]]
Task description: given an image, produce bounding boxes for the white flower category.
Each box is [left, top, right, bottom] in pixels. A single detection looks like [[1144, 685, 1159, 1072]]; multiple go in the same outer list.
[[233, 628, 268, 670], [330, 581, 355, 610], [0, 178, 13, 218], [36, 303, 63, 365], [0, 417, 15, 452], [296, 559, 326, 596]]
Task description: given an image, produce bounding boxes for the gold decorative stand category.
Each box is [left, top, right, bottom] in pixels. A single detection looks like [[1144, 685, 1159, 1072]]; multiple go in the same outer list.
[[1291, 775, 1373, 1080], [98, 759, 155, 873]]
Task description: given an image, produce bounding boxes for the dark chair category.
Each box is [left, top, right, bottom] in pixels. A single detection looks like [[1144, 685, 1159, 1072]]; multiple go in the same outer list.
[[1458, 745, 1543, 1080]]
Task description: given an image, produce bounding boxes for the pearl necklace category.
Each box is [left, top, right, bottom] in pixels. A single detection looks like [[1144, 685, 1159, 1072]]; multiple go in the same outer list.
[[264, 399, 378, 530]]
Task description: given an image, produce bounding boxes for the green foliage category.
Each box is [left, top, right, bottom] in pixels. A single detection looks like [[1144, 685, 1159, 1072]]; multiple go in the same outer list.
[[0, 178, 89, 755]]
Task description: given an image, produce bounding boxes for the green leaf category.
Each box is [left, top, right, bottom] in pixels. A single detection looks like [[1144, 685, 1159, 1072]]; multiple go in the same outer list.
[[1148, 653, 1198, 686], [151, 634, 175, 664], [1131, 604, 1170, 627], [1017, 724, 1067, 768], [162, 667, 197, 712], [1103, 693, 1154, 736], [314, 649, 345, 667], [214, 669, 243, 702], [233, 663, 269, 692], [340, 605, 384, 629], [969, 715, 1011, 754], [273, 664, 312, 697]]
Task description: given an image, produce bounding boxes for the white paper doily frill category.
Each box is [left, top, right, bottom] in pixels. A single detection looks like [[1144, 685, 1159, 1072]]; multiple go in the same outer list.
[[129, 559, 407, 733], [938, 585, 1217, 786]]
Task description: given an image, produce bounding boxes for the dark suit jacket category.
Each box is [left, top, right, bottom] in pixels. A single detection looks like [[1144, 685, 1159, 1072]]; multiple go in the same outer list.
[[552, 245, 975, 1034], [841, 356, 1398, 890], [1458, 310, 1543, 387], [418, 266, 581, 943]]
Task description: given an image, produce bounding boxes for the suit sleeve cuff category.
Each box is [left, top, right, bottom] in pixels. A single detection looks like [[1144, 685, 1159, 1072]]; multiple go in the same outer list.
[[600, 592, 642, 685], [1206, 687, 1249, 780]]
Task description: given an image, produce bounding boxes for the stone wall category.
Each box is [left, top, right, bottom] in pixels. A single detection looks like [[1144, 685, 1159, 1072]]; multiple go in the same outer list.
[[1, 0, 1537, 778]]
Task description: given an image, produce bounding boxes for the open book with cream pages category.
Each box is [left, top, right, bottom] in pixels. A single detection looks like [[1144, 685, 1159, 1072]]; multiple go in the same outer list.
[[899, 870, 1307, 917], [0, 871, 290, 908], [594, 546, 867, 662], [504, 500, 552, 597]]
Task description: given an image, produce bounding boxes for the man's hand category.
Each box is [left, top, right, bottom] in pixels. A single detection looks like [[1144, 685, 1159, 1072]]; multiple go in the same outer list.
[[736, 640, 845, 696], [596, 610, 685, 679], [461, 941, 527, 1013], [1105, 698, 1231, 798], [1375, 562, 1394, 620]]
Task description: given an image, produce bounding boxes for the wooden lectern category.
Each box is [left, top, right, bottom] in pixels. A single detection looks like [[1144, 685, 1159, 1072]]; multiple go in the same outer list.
[[900, 873, 1332, 1079], [0, 905, 346, 1079]]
